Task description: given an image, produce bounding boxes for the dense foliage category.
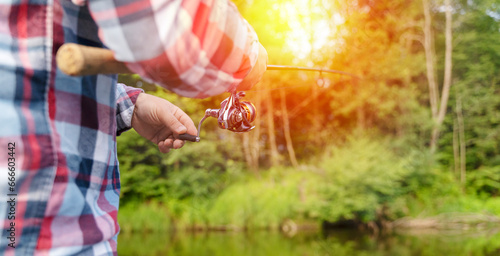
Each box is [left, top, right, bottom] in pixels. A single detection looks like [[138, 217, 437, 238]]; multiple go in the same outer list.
[[116, 0, 500, 231]]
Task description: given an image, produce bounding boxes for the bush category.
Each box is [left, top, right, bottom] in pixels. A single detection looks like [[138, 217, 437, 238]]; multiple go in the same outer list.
[[207, 169, 300, 229], [118, 201, 171, 233], [467, 166, 500, 197], [314, 136, 411, 222]]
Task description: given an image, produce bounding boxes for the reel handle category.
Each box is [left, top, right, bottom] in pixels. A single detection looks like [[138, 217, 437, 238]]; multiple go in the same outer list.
[[178, 134, 200, 142], [177, 108, 217, 143]]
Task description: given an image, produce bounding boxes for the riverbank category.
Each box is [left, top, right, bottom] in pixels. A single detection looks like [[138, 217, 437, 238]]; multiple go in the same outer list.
[[392, 213, 500, 230], [117, 193, 500, 234]]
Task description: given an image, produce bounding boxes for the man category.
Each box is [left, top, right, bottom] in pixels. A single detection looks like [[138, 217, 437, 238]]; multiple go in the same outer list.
[[0, 0, 267, 255]]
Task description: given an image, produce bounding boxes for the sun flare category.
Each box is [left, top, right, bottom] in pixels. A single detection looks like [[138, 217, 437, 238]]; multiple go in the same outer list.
[[272, 0, 344, 62]]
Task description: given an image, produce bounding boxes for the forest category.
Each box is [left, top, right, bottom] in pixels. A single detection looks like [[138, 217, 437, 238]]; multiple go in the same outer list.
[[116, 0, 500, 234]]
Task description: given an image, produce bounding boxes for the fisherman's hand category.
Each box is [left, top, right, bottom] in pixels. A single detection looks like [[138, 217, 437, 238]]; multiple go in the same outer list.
[[132, 93, 197, 153], [236, 43, 268, 91]]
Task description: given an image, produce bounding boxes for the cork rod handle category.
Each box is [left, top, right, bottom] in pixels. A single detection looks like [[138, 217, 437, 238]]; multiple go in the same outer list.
[[56, 43, 132, 76]]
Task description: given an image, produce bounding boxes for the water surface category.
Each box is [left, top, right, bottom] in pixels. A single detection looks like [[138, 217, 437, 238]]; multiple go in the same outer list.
[[118, 228, 500, 256]]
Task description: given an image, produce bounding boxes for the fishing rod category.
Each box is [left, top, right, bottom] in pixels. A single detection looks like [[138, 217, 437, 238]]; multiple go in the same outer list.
[[267, 65, 359, 78], [56, 43, 357, 142]]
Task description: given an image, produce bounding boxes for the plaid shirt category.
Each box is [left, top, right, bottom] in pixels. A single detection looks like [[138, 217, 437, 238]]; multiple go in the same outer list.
[[0, 0, 259, 255]]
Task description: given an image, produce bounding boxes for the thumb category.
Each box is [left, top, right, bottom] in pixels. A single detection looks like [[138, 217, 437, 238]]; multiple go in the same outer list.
[[159, 110, 187, 135]]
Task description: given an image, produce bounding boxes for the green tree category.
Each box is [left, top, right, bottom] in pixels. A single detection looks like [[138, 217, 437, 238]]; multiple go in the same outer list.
[[437, 0, 500, 193]]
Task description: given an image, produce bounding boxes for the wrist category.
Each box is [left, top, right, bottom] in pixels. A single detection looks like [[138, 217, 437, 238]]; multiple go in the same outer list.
[[131, 92, 145, 129]]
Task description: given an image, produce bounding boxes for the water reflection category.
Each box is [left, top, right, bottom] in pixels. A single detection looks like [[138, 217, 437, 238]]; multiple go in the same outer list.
[[118, 228, 500, 256]]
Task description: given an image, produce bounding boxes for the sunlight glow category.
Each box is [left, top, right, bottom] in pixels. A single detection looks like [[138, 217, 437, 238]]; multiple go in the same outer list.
[[275, 0, 345, 62]]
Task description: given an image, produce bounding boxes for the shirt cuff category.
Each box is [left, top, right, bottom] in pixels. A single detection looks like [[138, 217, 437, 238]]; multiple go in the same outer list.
[[116, 83, 143, 136]]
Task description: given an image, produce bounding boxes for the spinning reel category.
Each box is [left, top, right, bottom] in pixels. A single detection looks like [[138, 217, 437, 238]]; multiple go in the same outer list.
[[178, 65, 359, 142], [179, 91, 256, 142]]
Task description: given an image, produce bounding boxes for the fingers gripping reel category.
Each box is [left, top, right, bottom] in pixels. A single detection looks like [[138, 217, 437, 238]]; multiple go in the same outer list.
[[190, 91, 256, 142]]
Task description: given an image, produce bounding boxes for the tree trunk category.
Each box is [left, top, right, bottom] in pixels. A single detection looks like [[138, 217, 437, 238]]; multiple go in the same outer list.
[[453, 118, 460, 176], [456, 94, 466, 186], [425, 0, 453, 152], [251, 88, 262, 171], [242, 133, 257, 174], [266, 91, 280, 166], [242, 132, 250, 164], [309, 0, 322, 147], [356, 80, 365, 130], [280, 88, 299, 168], [423, 0, 439, 119]]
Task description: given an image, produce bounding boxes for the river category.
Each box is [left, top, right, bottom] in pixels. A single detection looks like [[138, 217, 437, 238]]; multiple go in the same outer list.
[[117, 227, 500, 255]]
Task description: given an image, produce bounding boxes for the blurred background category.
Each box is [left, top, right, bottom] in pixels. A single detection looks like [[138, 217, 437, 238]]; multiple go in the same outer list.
[[116, 0, 500, 255]]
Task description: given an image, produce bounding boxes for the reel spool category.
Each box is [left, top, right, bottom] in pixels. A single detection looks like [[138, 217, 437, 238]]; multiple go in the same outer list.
[[214, 91, 256, 132], [181, 91, 256, 142]]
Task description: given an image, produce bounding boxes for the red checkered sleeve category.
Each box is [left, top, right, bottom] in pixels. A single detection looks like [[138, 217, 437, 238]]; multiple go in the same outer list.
[[116, 84, 144, 135], [82, 0, 260, 98]]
